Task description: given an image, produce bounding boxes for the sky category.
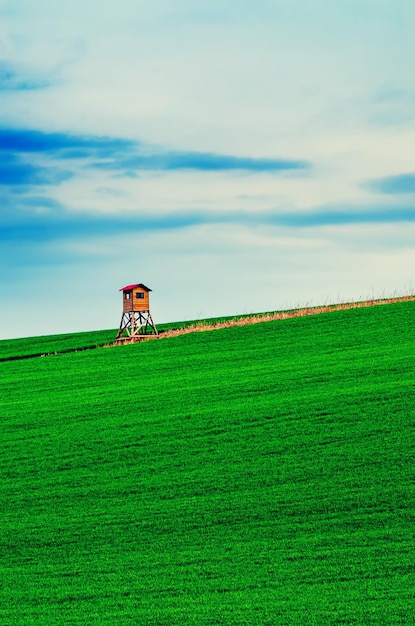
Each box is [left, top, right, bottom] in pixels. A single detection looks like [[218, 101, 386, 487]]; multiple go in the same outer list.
[[1, 0, 415, 339]]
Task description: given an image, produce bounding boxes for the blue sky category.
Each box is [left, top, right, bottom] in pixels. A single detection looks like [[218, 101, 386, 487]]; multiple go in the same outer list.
[[1, 0, 415, 338]]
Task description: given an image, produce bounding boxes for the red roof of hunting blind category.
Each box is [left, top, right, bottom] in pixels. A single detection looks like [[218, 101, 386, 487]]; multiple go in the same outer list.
[[119, 284, 152, 292]]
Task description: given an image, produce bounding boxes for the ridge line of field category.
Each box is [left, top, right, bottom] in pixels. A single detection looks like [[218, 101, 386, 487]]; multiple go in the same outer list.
[[0, 344, 108, 363], [159, 294, 415, 339], [1, 294, 414, 361]]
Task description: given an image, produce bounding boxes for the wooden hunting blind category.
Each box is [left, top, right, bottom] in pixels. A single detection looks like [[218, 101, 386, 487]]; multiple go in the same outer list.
[[116, 283, 158, 343]]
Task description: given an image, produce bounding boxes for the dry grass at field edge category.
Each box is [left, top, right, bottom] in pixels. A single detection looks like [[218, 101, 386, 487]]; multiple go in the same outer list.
[[157, 294, 415, 340]]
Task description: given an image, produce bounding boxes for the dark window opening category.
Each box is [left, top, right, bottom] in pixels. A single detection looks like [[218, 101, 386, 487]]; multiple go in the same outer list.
[[136, 292, 145, 299]]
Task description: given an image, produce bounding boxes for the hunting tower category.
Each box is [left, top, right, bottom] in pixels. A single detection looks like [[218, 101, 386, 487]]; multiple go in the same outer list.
[[116, 283, 158, 343]]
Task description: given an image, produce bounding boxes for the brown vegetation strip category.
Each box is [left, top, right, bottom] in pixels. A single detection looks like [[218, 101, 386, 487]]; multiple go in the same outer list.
[[159, 295, 415, 340]]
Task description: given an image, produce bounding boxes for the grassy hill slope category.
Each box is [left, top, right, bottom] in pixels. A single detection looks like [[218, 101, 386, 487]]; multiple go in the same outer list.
[[1, 301, 414, 624]]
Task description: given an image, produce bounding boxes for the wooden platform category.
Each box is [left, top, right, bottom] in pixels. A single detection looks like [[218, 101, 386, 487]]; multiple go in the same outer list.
[[115, 335, 159, 345]]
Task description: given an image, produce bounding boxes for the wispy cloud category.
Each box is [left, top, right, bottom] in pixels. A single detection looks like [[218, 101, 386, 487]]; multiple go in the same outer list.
[[93, 151, 311, 174], [0, 207, 207, 244], [0, 128, 135, 158], [0, 128, 132, 191], [0, 62, 52, 91], [274, 205, 415, 228], [0, 153, 72, 187], [365, 173, 415, 195], [0, 121, 312, 250], [0, 127, 311, 177], [2, 201, 415, 247]]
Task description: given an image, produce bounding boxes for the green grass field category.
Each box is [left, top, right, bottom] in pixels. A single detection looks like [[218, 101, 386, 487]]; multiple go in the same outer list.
[[0, 329, 115, 361], [0, 315, 243, 360], [1, 301, 414, 624]]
